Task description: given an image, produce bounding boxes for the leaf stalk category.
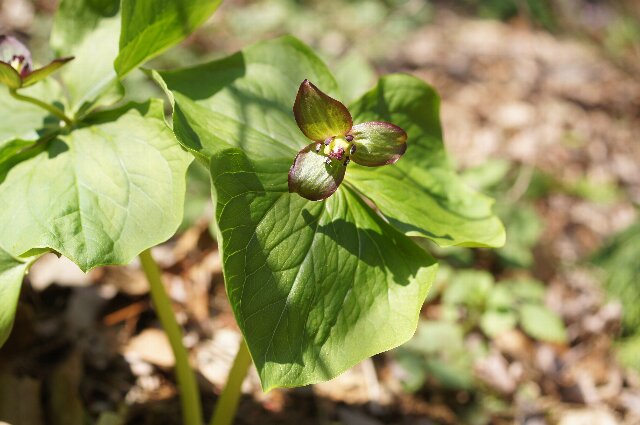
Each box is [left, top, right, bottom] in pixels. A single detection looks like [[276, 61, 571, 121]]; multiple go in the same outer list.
[[210, 339, 252, 425], [139, 248, 203, 425], [9, 88, 73, 126]]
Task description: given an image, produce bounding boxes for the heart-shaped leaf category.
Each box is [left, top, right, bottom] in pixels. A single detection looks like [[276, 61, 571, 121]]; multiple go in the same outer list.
[[347, 75, 506, 247], [154, 35, 503, 389], [115, 0, 222, 77], [0, 246, 38, 348], [210, 148, 436, 390], [0, 100, 191, 271], [0, 81, 63, 165], [51, 0, 122, 113]]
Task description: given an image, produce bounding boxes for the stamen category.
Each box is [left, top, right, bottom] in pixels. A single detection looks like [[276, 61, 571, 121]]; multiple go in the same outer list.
[[349, 145, 356, 155], [345, 135, 354, 142], [328, 147, 345, 161], [315, 143, 321, 152], [344, 158, 350, 166], [325, 157, 332, 165]]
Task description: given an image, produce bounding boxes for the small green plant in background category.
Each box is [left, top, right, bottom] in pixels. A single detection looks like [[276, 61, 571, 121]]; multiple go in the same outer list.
[[593, 220, 640, 371], [0, 1, 505, 424], [394, 269, 567, 393]]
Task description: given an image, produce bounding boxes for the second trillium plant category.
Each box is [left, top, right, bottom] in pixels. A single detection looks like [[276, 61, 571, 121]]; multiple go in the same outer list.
[[289, 80, 407, 201], [0, 35, 73, 89]]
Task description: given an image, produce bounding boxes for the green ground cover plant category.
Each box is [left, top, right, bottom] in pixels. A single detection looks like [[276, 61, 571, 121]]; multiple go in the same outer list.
[[0, 1, 504, 424]]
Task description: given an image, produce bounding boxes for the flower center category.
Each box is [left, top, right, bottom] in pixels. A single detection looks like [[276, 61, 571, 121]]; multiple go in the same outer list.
[[316, 135, 356, 166], [9, 55, 30, 76]]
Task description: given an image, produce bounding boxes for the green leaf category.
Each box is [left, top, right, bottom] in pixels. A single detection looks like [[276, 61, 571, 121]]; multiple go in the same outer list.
[[0, 81, 63, 163], [593, 220, 640, 333], [0, 100, 191, 271], [210, 148, 437, 390], [347, 75, 505, 247], [486, 285, 515, 310], [293, 79, 352, 141], [114, 0, 222, 77], [496, 203, 543, 268], [288, 143, 346, 201], [156, 37, 504, 248], [504, 278, 546, 303], [349, 121, 407, 166], [443, 269, 494, 309], [51, 0, 122, 113], [480, 310, 517, 337], [616, 334, 640, 371], [519, 303, 567, 343], [153, 36, 502, 389], [155, 36, 340, 162], [402, 321, 475, 390], [333, 53, 376, 105], [0, 246, 37, 347]]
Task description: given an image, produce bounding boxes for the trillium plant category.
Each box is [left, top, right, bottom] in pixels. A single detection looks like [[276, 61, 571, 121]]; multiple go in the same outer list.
[[0, 1, 505, 424], [0, 35, 74, 90], [289, 80, 407, 200]]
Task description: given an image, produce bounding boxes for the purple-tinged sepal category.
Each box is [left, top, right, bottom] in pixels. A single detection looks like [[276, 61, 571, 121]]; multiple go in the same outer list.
[[293, 80, 352, 142], [349, 121, 407, 166], [288, 80, 408, 201], [288, 143, 346, 201]]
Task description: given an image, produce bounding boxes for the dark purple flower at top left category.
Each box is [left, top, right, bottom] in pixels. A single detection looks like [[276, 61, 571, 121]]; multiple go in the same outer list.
[[0, 35, 73, 90]]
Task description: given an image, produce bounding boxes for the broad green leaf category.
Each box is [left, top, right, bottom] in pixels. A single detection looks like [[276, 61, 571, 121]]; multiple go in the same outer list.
[[157, 37, 503, 248], [210, 148, 437, 390], [0, 100, 191, 271], [51, 0, 122, 113], [50, 0, 119, 52], [347, 75, 505, 247], [156, 36, 338, 162], [519, 303, 567, 343], [0, 81, 63, 164], [0, 246, 37, 347], [114, 0, 222, 77], [333, 53, 376, 105], [153, 36, 502, 389]]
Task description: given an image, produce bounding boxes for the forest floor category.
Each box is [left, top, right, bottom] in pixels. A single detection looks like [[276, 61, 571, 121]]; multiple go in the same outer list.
[[1, 2, 639, 425]]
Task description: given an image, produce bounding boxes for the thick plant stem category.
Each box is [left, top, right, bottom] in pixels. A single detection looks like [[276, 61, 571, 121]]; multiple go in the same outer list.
[[139, 248, 203, 425], [9, 89, 73, 126], [210, 340, 252, 425]]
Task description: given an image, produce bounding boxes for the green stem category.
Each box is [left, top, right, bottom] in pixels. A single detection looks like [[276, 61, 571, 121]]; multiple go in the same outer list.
[[210, 339, 252, 425], [9, 89, 73, 126], [139, 249, 203, 425]]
